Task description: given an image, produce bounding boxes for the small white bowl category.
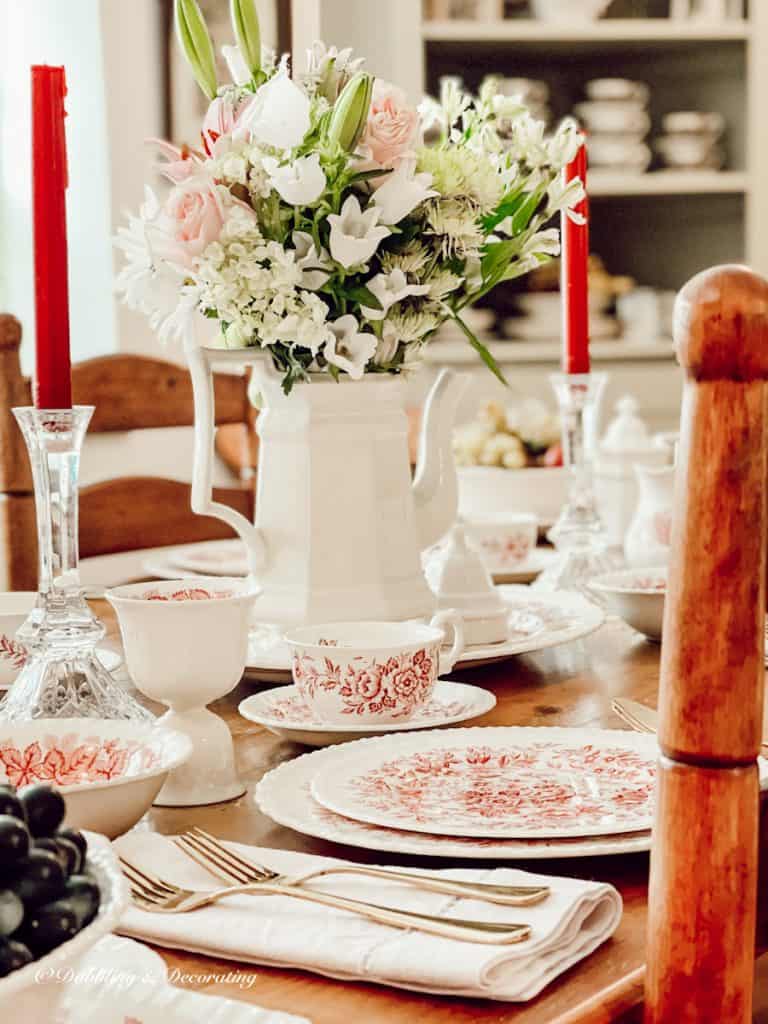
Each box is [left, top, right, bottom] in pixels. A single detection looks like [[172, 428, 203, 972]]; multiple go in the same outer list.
[[458, 465, 567, 529], [586, 78, 649, 104], [587, 135, 652, 172], [0, 592, 36, 687], [0, 832, 127, 1021], [590, 568, 666, 641], [574, 101, 650, 135], [662, 111, 724, 137], [0, 719, 191, 837]]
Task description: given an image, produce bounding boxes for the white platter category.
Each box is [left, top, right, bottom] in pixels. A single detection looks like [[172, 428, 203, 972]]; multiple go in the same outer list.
[[239, 680, 496, 747], [310, 727, 657, 840], [244, 587, 605, 681], [145, 538, 557, 586], [255, 737, 654, 860], [0, 646, 122, 691]]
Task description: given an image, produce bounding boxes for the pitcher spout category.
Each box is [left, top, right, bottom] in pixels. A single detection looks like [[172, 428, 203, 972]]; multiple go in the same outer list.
[[412, 369, 468, 552]]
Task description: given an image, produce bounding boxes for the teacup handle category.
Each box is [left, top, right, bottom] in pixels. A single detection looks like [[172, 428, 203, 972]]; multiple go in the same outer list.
[[184, 328, 267, 576], [429, 609, 465, 676]]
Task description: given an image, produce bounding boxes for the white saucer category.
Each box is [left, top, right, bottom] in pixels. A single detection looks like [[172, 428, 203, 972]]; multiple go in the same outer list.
[[490, 547, 558, 585], [0, 646, 123, 691], [239, 680, 497, 747], [244, 587, 604, 682]]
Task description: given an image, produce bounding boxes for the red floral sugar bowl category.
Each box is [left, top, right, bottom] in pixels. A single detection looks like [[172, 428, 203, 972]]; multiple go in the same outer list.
[[284, 613, 464, 725]]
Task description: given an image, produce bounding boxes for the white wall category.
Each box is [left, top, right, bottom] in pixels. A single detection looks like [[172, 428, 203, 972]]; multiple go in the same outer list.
[[0, 0, 117, 371]]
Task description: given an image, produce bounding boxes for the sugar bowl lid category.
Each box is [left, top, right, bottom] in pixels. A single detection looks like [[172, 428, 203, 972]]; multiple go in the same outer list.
[[425, 522, 506, 618], [601, 395, 657, 454]]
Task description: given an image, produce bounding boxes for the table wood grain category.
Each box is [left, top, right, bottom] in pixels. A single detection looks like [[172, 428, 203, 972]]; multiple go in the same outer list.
[[92, 601, 743, 1024]]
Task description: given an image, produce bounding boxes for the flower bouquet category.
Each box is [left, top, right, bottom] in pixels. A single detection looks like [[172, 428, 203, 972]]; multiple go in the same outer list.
[[116, 0, 585, 394]]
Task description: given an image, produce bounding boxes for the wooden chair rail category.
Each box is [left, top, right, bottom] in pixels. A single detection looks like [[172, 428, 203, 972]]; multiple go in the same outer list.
[[79, 477, 252, 557], [72, 353, 250, 432]]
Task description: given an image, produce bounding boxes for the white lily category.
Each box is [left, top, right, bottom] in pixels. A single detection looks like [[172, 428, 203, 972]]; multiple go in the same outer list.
[[234, 72, 311, 150], [360, 268, 430, 321], [324, 315, 377, 378], [327, 195, 390, 269], [292, 230, 332, 290], [222, 44, 250, 86], [263, 153, 326, 206], [371, 160, 438, 226]]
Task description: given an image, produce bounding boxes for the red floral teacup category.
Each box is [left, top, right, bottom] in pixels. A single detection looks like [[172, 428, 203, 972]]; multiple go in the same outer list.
[[284, 612, 465, 725]]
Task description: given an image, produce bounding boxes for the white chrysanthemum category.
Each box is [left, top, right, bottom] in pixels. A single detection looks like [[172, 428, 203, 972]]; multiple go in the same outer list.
[[385, 304, 442, 343], [424, 268, 464, 300], [416, 147, 504, 213], [379, 241, 430, 276], [424, 198, 484, 259]]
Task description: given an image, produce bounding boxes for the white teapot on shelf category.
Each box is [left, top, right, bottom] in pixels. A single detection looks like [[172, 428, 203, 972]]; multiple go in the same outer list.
[[185, 339, 468, 627]]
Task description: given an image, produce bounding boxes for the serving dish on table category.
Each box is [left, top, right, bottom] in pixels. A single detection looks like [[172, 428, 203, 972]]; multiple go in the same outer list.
[[242, 587, 604, 681], [590, 569, 666, 641]]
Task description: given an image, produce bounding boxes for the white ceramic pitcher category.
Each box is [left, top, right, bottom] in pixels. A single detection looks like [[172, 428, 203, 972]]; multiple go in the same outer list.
[[624, 464, 676, 569], [185, 342, 467, 626]]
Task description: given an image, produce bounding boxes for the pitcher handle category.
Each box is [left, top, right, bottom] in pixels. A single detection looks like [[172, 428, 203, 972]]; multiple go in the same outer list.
[[429, 609, 465, 676], [184, 333, 267, 576]]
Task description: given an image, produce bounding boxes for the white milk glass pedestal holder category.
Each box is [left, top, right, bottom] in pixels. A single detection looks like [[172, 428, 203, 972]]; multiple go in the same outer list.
[[535, 373, 622, 596], [0, 407, 152, 721]]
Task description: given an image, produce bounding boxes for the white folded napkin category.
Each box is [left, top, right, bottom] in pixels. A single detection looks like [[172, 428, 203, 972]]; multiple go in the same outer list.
[[114, 833, 621, 1001], [60, 934, 309, 1023]]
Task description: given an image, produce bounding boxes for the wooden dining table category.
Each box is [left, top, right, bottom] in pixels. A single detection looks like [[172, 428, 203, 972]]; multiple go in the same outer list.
[[94, 599, 768, 1024]]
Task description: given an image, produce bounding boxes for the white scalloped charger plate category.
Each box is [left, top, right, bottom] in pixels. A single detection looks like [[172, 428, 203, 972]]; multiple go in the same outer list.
[[310, 726, 658, 840], [239, 680, 496, 747], [255, 737, 652, 861], [244, 586, 605, 682]]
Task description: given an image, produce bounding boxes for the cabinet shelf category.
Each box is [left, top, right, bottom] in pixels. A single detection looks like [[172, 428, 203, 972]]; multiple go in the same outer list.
[[422, 18, 750, 44], [425, 338, 676, 365], [590, 170, 749, 197]]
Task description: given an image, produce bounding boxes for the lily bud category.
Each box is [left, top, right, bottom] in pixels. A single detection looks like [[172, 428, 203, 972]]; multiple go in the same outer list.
[[230, 0, 261, 78], [327, 72, 373, 152], [175, 0, 218, 101]]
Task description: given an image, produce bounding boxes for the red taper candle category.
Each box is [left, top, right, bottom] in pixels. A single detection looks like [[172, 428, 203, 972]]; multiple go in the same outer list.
[[32, 65, 72, 409], [561, 140, 590, 375]]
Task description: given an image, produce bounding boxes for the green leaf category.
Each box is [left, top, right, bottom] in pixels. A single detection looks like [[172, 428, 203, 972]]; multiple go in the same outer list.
[[449, 313, 508, 387], [230, 0, 261, 76], [347, 168, 391, 185], [175, 0, 217, 100], [345, 284, 383, 310], [510, 186, 546, 235]]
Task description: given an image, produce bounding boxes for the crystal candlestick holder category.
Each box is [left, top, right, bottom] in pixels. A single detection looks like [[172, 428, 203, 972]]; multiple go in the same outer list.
[[0, 407, 152, 721], [534, 373, 622, 596]]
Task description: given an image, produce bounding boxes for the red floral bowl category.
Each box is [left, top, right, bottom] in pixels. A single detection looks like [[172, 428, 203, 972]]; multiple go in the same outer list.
[[0, 720, 192, 838]]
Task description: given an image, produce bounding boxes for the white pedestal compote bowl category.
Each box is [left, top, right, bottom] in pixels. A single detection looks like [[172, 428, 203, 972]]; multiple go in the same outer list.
[[107, 578, 256, 806]]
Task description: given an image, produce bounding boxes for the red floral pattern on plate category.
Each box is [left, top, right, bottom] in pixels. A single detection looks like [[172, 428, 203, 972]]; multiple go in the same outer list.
[[140, 587, 234, 602], [293, 645, 439, 719], [628, 577, 666, 592], [0, 633, 27, 669], [264, 691, 470, 726], [327, 742, 656, 837], [0, 734, 161, 788]]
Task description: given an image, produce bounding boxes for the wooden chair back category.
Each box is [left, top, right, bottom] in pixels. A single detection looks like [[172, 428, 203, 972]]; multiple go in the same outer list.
[[645, 265, 768, 1022], [0, 313, 255, 590]]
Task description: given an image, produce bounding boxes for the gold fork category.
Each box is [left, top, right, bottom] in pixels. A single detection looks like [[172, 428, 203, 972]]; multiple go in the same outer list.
[[118, 855, 531, 945], [175, 826, 549, 907]]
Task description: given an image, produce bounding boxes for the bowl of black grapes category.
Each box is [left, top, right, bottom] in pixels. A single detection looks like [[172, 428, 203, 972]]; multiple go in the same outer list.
[[0, 781, 125, 1018]]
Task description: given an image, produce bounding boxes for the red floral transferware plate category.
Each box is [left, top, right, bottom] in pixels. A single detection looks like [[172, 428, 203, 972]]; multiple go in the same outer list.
[[238, 680, 496, 747], [310, 726, 659, 840]]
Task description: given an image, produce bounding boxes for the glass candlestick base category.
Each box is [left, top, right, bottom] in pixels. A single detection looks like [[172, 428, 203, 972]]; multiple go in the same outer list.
[[534, 373, 623, 597], [0, 407, 152, 722]]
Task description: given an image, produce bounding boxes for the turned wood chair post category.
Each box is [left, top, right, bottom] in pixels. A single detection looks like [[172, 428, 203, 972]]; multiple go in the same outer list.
[[0, 315, 37, 590], [645, 266, 768, 1022]]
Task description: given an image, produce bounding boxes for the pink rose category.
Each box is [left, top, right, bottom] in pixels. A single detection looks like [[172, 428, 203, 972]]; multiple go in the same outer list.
[[149, 138, 203, 184], [201, 94, 249, 155], [360, 80, 421, 170], [162, 178, 225, 268]]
